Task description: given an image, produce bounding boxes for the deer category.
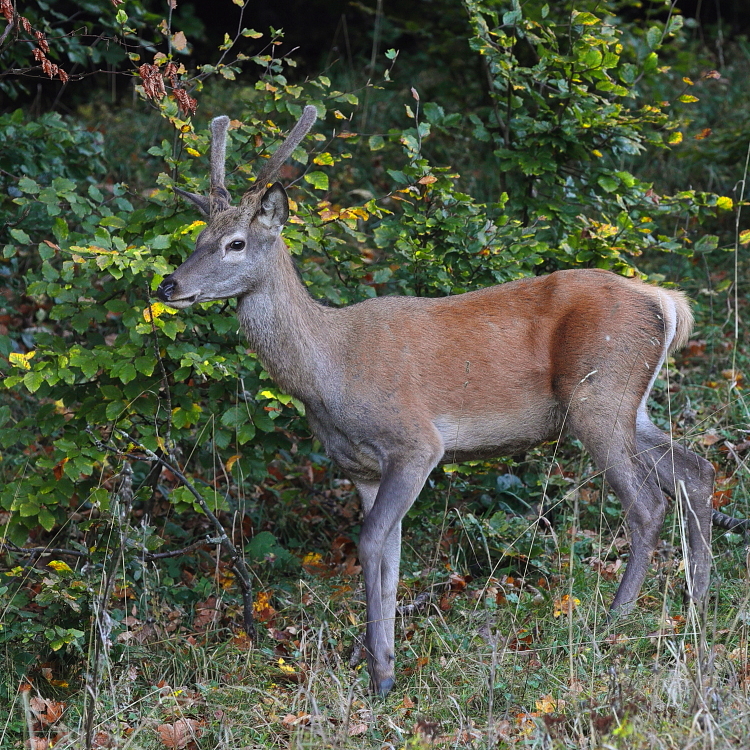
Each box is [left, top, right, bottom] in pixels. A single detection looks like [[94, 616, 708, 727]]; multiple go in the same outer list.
[[157, 105, 719, 696]]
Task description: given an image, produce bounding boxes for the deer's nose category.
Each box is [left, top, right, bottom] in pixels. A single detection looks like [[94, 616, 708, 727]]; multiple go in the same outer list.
[[157, 276, 176, 302]]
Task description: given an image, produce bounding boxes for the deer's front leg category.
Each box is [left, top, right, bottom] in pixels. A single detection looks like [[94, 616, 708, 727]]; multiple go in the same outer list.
[[356, 456, 437, 696]]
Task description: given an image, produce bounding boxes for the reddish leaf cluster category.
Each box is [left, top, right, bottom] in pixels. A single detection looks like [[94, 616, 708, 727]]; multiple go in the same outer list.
[[1, 3, 69, 83], [138, 59, 197, 116], [138, 63, 167, 101]]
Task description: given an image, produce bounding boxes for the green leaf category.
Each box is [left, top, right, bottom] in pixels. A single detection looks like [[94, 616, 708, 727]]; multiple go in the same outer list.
[[221, 405, 247, 428], [150, 235, 171, 250], [646, 26, 662, 50], [597, 175, 619, 193], [135, 356, 155, 376], [38, 508, 56, 532], [9, 228, 31, 244], [694, 235, 718, 253], [23, 370, 44, 393], [643, 51, 659, 73], [368, 135, 384, 151], [18, 176, 40, 194], [99, 215, 126, 228], [571, 10, 600, 25], [303, 171, 329, 191]]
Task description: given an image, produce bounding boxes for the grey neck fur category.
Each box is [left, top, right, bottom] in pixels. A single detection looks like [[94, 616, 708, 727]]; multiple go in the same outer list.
[[236, 238, 334, 399]]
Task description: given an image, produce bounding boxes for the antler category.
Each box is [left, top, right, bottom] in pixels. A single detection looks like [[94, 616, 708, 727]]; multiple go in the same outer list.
[[241, 104, 317, 204], [209, 115, 231, 215], [173, 106, 317, 216], [172, 115, 232, 217]]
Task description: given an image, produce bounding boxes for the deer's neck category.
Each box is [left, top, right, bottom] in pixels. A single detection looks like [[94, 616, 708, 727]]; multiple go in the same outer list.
[[236, 240, 336, 400]]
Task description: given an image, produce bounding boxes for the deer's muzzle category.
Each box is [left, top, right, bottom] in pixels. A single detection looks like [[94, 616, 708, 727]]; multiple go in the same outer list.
[[156, 275, 176, 302]]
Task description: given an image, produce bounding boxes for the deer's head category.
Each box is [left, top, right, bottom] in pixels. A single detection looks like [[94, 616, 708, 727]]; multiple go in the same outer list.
[[156, 106, 317, 308]]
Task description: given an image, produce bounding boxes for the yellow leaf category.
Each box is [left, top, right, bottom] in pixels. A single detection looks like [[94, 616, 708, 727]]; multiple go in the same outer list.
[[253, 591, 271, 611], [277, 657, 295, 674], [739, 229, 750, 246], [186, 147, 201, 157], [553, 594, 580, 617], [535, 694, 563, 714], [717, 196, 733, 210], [678, 94, 699, 103], [592, 149, 603, 157], [302, 552, 322, 565], [47, 560, 73, 573], [667, 131, 683, 145], [333, 110, 346, 119], [143, 302, 177, 322], [313, 152, 334, 166], [225, 454, 241, 472], [172, 31, 188, 51], [9, 351, 35, 370], [682, 76, 694, 85], [179, 220, 206, 235]]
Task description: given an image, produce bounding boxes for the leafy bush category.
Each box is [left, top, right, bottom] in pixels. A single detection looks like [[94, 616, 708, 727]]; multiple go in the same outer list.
[[0, 0, 736, 672]]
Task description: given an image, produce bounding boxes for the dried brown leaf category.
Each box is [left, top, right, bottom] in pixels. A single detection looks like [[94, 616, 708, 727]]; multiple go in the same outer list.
[[156, 718, 203, 749]]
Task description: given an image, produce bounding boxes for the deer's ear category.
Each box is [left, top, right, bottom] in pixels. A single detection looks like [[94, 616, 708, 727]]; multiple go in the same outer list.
[[257, 182, 289, 233], [174, 186, 211, 216]]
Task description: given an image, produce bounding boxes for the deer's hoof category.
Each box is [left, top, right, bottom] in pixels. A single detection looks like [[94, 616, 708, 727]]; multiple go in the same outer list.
[[376, 677, 394, 697]]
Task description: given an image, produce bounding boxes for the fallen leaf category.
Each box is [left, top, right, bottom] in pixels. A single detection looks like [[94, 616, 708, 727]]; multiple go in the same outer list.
[[535, 694, 565, 714], [281, 712, 311, 728], [586, 557, 622, 581], [253, 591, 277, 624], [553, 595, 580, 617], [348, 722, 368, 736], [92, 731, 113, 748], [701, 430, 722, 446], [156, 718, 203, 749], [449, 572, 469, 591]]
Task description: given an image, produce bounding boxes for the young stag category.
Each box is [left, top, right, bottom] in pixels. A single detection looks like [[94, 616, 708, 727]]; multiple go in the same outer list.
[[157, 106, 715, 696]]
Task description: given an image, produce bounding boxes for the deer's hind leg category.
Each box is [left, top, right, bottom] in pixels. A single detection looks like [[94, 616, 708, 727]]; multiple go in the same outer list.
[[576, 424, 669, 613], [635, 412, 713, 605]]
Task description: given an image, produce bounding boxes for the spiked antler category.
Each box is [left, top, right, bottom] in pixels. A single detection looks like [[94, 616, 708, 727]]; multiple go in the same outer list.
[[241, 104, 318, 205], [173, 106, 317, 216], [208, 115, 231, 216]]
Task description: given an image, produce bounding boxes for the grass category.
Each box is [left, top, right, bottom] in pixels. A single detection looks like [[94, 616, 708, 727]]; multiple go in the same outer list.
[[6, 437, 750, 749], [10, 546, 750, 749]]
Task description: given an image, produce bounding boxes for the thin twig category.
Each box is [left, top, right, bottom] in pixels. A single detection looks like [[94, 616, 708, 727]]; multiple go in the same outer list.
[[84, 462, 134, 750], [0, 540, 88, 558], [92, 428, 256, 638]]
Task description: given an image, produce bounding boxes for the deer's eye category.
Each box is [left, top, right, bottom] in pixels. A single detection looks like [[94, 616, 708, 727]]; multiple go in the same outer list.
[[227, 239, 245, 251]]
